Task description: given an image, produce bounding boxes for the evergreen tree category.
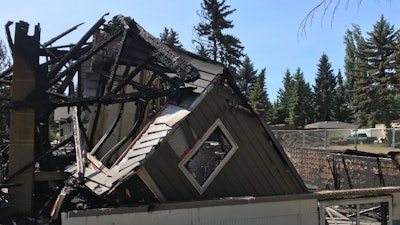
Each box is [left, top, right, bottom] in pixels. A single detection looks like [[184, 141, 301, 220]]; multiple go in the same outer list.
[[237, 55, 257, 98], [275, 69, 294, 124], [194, 0, 244, 72], [344, 24, 365, 125], [268, 101, 280, 125], [159, 27, 183, 48], [346, 15, 400, 127], [313, 53, 336, 121], [196, 43, 210, 59], [287, 68, 313, 128], [334, 70, 352, 122], [248, 68, 272, 122]]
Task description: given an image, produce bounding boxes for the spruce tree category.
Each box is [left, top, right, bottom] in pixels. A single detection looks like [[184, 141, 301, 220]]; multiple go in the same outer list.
[[196, 43, 210, 59], [194, 0, 244, 72], [346, 15, 400, 127], [333, 70, 352, 122], [237, 55, 257, 98], [313, 53, 336, 121], [248, 68, 272, 122], [287, 68, 313, 128], [276, 69, 294, 124], [159, 27, 183, 48]]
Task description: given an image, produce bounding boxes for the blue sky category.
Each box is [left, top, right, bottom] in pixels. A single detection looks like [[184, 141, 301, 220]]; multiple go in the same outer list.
[[1, 0, 399, 102]]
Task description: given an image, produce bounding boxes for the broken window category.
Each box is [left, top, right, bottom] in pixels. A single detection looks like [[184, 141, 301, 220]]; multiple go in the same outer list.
[[179, 119, 238, 194]]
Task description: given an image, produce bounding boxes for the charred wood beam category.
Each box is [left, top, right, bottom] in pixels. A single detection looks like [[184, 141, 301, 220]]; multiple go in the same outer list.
[[38, 44, 91, 79], [24, 14, 109, 100], [106, 29, 128, 92], [113, 63, 153, 91], [102, 100, 147, 165], [46, 13, 108, 81], [341, 155, 353, 189], [157, 72, 183, 87], [0, 79, 11, 85], [128, 20, 200, 82], [6, 87, 194, 109], [39, 43, 91, 60], [119, 57, 172, 74], [0, 67, 12, 79], [0, 96, 10, 101], [146, 72, 157, 86], [4, 135, 73, 183], [5, 21, 13, 54], [56, 30, 123, 93], [43, 22, 84, 47], [89, 102, 124, 156], [88, 74, 107, 145], [377, 158, 386, 187], [107, 56, 153, 95], [222, 68, 254, 113]]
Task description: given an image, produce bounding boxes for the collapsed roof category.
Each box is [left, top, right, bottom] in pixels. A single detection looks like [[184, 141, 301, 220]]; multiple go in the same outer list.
[[0, 14, 307, 221]]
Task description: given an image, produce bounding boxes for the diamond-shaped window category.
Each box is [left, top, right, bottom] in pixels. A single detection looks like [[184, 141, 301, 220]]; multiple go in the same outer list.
[[179, 119, 238, 194]]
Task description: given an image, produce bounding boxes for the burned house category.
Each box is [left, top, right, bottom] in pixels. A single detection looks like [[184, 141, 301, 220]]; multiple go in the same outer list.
[[0, 14, 309, 223], [59, 15, 308, 207], [3, 14, 400, 225]]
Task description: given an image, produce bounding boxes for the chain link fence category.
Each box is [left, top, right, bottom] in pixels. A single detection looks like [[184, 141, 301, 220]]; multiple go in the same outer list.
[[272, 128, 400, 151]]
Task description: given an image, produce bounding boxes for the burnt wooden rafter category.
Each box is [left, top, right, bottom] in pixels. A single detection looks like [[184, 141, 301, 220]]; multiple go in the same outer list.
[[128, 19, 200, 82], [106, 29, 129, 92], [6, 87, 195, 109], [56, 29, 123, 93], [43, 23, 84, 47], [5, 21, 13, 54], [0, 13, 210, 220], [108, 56, 153, 95], [48, 14, 108, 79]]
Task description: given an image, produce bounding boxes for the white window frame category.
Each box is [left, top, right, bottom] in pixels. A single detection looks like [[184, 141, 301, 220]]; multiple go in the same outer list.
[[179, 118, 238, 194]]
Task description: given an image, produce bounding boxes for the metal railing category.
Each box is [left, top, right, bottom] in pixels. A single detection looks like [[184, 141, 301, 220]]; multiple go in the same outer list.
[[272, 128, 400, 152]]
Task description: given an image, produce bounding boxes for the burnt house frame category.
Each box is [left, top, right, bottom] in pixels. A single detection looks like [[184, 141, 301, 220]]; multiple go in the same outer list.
[[0, 14, 307, 221]]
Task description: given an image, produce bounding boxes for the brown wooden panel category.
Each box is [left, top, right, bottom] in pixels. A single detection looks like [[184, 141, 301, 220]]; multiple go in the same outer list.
[[199, 92, 269, 195], [232, 112, 304, 193], [189, 94, 262, 197], [229, 107, 304, 193], [144, 145, 196, 201], [178, 102, 239, 198], [206, 86, 302, 194], [224, 109, 295, 193], [143, 159, 180, 200], [156, 144, 203, 198]]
